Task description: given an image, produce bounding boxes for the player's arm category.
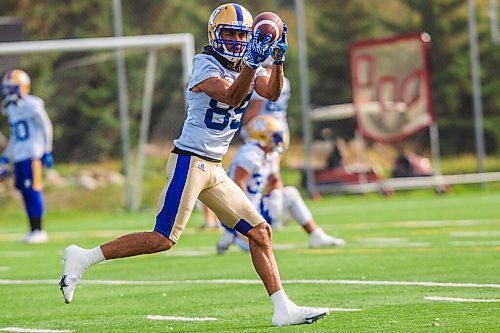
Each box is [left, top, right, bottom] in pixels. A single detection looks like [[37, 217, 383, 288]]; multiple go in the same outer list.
[[264, 172, 283, 193], [232, 165, 251, 193], [255, 24, 288, 101], [33, 104, 54, 168], [243, 98, 264, 126], [1, 126, 14, 162], [34, 105, 53, 153], [254, 65, 283, 102], [193, 66, 257, 108]]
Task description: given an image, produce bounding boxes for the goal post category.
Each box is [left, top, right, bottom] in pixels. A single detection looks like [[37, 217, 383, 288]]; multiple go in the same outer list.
[[0, 34, 195, 210]]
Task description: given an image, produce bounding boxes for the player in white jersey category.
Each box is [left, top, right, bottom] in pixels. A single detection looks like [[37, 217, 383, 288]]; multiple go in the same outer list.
[[243, 58, 291, 148], [217, 115, 345, 253], [59, 3, 328, 327], [1, 69, 53, 244]]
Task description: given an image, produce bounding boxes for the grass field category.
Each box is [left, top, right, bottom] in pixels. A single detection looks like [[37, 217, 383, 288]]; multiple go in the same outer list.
[[1, 188, 499, 332]]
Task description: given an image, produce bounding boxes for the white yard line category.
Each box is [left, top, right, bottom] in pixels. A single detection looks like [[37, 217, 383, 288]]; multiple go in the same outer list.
[[328, 308, 361, 312], [451, 241, 500, 247], [1, 252, 36, 257], [0, 328, 72, 333], [357, 238, 408, 243], [425, 296, 500, 303], [1, 279, 499, 288], [146, 315, 217, 321], [449, 231, 500, 237]]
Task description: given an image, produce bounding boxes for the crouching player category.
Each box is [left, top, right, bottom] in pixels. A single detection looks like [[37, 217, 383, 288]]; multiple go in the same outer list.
[[217, 115, 345, 253]]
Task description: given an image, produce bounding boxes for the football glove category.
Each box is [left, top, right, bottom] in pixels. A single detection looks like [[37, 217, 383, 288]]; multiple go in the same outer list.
[[0, 155, 8, 165], [41, 152, 53, 169], [0, 165, 10, 181], [271, 24, 288, 65], [244, 30, 276, 69]]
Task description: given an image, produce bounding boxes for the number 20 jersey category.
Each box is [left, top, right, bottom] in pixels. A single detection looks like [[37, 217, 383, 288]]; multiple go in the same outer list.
[[174, 54, 268, 161]]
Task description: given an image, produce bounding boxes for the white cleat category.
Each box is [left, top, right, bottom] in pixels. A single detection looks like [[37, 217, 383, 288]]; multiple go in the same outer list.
[[272, 304, 329, 327], [24, 230, 48, 244], [216, 231, 235, 255], [309, 232, 346, 249], [59, 245, 88, 304]]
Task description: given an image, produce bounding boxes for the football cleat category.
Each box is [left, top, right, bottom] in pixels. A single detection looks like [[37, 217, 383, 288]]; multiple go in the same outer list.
[[216, 231, 235, 255], [309, 235, 345, 248], [309, 229, 345, 249], [272, 304, 329, 327], [59, 245, 88, 304], [23, 230, 48, 244]]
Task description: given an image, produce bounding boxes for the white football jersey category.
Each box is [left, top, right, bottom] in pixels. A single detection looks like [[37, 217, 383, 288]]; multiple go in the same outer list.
[[2, 95, 53, 162], [250, 76, 290, 131], [228, 142, 278, 207], [174, 54, 268, 160]]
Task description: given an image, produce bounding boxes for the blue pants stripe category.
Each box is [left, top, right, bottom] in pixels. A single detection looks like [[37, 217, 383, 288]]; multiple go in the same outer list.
[[154, 155, 191, 238], [14, 159, 44, 218]]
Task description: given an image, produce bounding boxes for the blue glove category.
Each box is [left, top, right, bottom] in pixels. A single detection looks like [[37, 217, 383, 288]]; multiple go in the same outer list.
[[244, 30, 276, 69], [271, 24, 288, 64], [0, 155, 8, 165], [41, 152, 53, 169]]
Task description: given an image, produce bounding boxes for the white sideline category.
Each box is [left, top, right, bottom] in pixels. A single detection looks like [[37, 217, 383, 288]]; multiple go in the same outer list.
[[0, 279, 499, 288], [0, 328, 72, 333], [425, 296, 500, 303], [146, 315, 217, 321]]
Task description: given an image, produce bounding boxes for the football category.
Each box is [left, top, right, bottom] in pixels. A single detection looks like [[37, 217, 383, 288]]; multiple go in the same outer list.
[[252, 12, 284, 43]]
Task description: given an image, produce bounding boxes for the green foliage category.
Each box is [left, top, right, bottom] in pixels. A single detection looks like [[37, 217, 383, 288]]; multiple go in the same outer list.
[[0, 0, 498, 159]]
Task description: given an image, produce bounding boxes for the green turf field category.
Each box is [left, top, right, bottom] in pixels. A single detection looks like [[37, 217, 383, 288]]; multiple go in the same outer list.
[[0, 189, 499, 332]]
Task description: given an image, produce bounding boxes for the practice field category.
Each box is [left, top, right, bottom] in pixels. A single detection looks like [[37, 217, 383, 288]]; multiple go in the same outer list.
[[0, 190, 499, 332]]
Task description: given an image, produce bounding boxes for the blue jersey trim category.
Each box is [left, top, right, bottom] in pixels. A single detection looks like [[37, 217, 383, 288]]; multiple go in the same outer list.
[[154, 155, 191, 239]]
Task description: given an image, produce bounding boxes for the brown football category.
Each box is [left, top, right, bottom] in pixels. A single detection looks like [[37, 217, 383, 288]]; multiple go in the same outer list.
[[252, 12, 283, 43]]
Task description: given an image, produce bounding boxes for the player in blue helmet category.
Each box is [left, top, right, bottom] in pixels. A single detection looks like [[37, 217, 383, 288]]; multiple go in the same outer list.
[[1, 69, 53, 244], [59, 3, 328, 327]]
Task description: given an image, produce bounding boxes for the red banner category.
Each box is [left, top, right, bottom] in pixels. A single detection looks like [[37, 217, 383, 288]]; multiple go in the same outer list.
[[349, 33, 434, 143]]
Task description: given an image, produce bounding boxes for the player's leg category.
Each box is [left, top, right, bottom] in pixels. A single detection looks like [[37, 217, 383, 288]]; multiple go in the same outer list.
[[282, 186, 345, 248], [200, 171, 328, 326], [60, 153, 208, 303], [14, 159, 48, 244], [199, 169, 283, 294], [200, 202, 220, 229], [260, 189, 284, 227]]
